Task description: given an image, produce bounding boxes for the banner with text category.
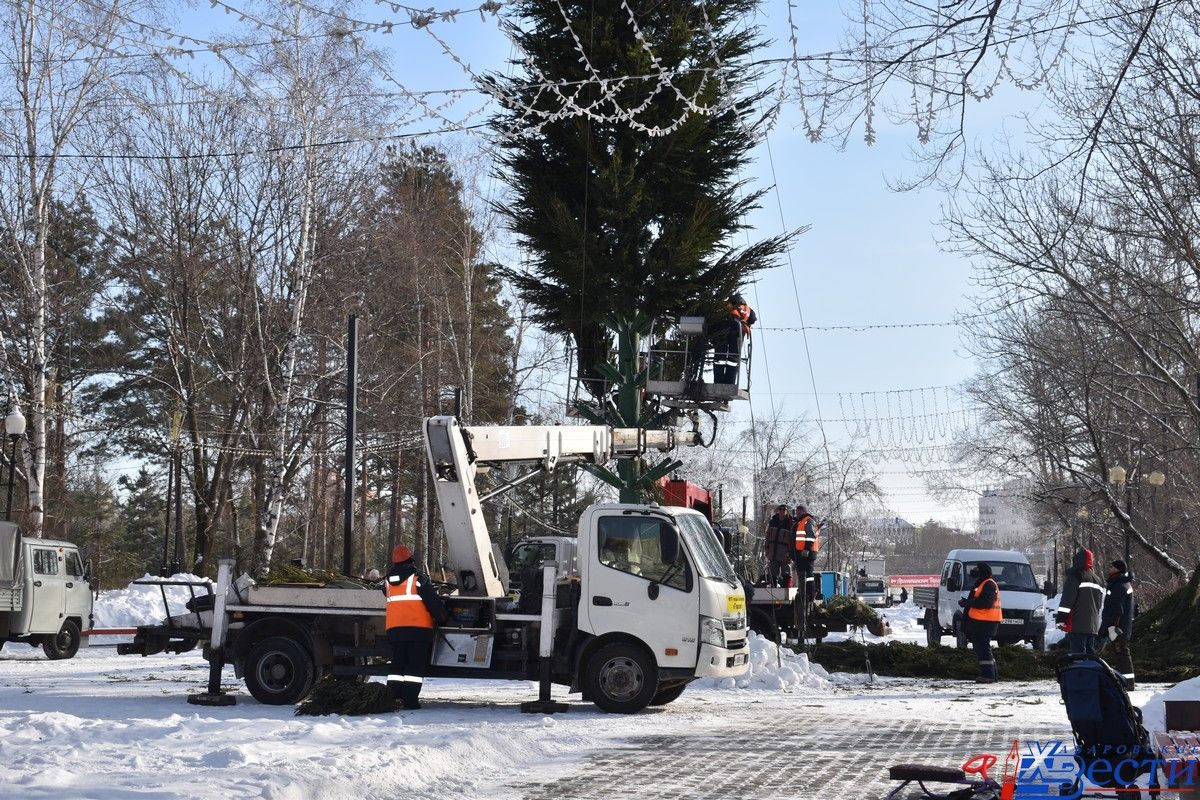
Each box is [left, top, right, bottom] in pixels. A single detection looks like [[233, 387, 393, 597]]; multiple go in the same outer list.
[[888, 574, 940, 588]]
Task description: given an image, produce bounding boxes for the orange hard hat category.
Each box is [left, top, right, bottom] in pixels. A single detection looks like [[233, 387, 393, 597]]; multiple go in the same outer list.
[[391, 544, 413, 563]]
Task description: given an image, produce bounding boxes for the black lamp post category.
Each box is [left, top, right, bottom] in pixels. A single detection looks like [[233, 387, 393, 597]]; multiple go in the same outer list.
[[5, 406, 26, 521]]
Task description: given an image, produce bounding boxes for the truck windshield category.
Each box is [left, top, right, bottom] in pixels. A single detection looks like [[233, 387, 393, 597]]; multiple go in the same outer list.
[[978, 561, 1040, 592], [677, 514, 737, 581], [509, 542, 557, 572], [857, 580, 885, 594]]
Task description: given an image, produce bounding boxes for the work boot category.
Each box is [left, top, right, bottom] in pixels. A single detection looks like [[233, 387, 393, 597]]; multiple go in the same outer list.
[[975, 676, 996, 684]]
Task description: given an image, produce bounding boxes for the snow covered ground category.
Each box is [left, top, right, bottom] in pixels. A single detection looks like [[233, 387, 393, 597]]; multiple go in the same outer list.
[[0, 581, 1182, 799]]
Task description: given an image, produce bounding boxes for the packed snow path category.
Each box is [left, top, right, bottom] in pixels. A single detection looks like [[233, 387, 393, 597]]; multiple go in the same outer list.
[[0, 645, 1161, 799]]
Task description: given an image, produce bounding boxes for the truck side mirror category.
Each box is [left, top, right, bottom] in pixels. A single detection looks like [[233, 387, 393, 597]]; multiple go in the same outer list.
[[1043, 580, 1056, 598], [84, 559, 93, 583], [659, 525, 679, 565]]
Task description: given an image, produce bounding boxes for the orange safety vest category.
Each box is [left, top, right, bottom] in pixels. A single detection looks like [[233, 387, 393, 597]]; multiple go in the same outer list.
[[967, 577, 1002, 623], [385, 574, 434, 630], [794, 515, 820, 553], [730, 304, 753, 336]]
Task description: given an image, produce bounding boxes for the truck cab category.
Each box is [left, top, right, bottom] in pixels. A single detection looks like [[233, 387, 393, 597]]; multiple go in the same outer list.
[[919, 548, 1048, 651], [853, 576, 890, 608], [0, 521, 93, 659], [506, 506, 749, 708]]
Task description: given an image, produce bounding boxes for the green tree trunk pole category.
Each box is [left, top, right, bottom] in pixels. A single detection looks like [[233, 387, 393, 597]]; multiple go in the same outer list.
[[616, 323, 642, 503]]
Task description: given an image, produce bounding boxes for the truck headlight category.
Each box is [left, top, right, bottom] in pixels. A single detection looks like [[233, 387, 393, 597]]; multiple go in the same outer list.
[[700, 616, 726, 648], [1034, 605, 1045, 617]]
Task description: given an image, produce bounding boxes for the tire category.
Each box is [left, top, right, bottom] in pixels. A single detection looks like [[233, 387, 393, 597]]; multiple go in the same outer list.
[[925, 616, 942, 648], [954, 617, 968, 650], [749, 609, 780, 643], [243, 636, 316, 705], [649, 682, 689, 706], [1031, 632, 1046, 652], [43, 619, 81, 660], [584, 641, 658, 714]]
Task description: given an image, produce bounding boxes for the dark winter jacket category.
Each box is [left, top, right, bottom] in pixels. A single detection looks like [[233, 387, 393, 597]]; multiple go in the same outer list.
[[1100, 572, 1135, 641], [961, 563, 1000, 638], [1055, 549, 1103, 635], [382, 562, 448, 641], [764, 513, 793, 563]]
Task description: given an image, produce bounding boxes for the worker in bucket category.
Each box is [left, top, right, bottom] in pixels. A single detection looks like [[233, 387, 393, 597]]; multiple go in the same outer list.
[[383, 545, 447, 710], [712, 294, 756, 384]]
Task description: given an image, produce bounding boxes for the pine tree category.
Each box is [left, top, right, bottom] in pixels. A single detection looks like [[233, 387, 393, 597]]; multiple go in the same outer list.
[[489, 0, 790, 499]]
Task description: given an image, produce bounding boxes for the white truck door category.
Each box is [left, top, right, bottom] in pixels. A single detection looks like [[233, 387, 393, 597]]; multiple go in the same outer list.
[[27, 545, 67, 635], [581, 514, 699, 667], [63, 549, 91, 626], [941, 560, 963, 628]]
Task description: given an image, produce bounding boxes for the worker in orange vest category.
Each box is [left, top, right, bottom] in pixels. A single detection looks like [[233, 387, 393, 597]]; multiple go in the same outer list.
[[713, 294, 756, 384], [792, 505, 820, 601], [959, 562, 1002, 683], [382, 544, 447, 709]]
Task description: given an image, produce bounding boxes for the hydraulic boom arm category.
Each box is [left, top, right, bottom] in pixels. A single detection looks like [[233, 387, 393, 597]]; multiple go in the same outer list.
[[423, 416, 679, 597]]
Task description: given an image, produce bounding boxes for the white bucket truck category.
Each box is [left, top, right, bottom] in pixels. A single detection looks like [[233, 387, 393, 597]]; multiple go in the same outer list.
[[122, 416, 749, 713]]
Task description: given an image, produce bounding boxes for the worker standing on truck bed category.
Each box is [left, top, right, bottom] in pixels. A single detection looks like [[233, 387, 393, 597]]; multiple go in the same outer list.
[[792, 505, 820, 601], [764, 505, 793, 587], [383, 545, 448, 710]]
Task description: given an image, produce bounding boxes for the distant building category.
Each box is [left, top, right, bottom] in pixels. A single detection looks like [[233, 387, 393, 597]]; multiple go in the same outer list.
[[867, 516, 917, 548], [978, 481, 1037, 548]]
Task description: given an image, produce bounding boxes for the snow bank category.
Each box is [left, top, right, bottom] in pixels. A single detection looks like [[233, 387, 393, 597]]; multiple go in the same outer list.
[[696, 631, 833, 692], [1141, 675, 1200, 733], [92, 573, 211, 629]]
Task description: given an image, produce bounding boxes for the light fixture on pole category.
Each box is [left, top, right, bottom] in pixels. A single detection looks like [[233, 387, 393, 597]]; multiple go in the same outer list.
[[1075, 506, 1089, 551], [1147, 470, 1166, 551], [5, 406, 26, 521], [1108, 465, 1131, 565]]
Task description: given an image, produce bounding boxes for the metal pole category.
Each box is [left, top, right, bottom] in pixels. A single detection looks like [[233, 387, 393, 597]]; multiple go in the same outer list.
[[1124, 487, 1133, 566], [171, 446, 183, 574], [343, 314, 358, 577], [4, 436, 16, 521], [162, 453, 173, 576]]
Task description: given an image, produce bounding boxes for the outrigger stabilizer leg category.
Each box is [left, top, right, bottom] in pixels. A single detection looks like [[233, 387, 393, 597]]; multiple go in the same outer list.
[[188, 558, 237, 707], [521, 561, 569, 714]]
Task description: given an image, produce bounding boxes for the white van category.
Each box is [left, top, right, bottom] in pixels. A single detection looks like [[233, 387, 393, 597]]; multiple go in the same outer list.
[[916, 548, 1049, 651], [0, 521, 93, 659]]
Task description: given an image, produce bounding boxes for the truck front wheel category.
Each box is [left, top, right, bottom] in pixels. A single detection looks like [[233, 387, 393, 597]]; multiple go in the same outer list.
[[953, 617, 968, 650], [649, 681, 689, 706], [584, 642, 658, 714], [43, 619, 80, 660], [244, 636, 315, 705], [924, 616, 942, 648]]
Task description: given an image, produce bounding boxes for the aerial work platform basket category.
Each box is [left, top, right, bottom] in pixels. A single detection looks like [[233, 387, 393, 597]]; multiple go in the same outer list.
[[643, 315, 751, 412]]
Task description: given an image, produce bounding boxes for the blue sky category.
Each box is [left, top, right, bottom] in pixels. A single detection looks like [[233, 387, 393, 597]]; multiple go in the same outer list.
[[173, 0, 1052, 528]]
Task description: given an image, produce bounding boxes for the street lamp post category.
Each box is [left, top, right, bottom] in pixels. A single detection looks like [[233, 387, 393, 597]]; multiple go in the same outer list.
[[1147, 470, 1166, 551], [4, 406, 26, 521], [1108, 465, 1132, 566]]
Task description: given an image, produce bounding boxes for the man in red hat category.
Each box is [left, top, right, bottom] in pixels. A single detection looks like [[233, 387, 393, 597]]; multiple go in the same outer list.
[[382, 544, 447, 709]]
